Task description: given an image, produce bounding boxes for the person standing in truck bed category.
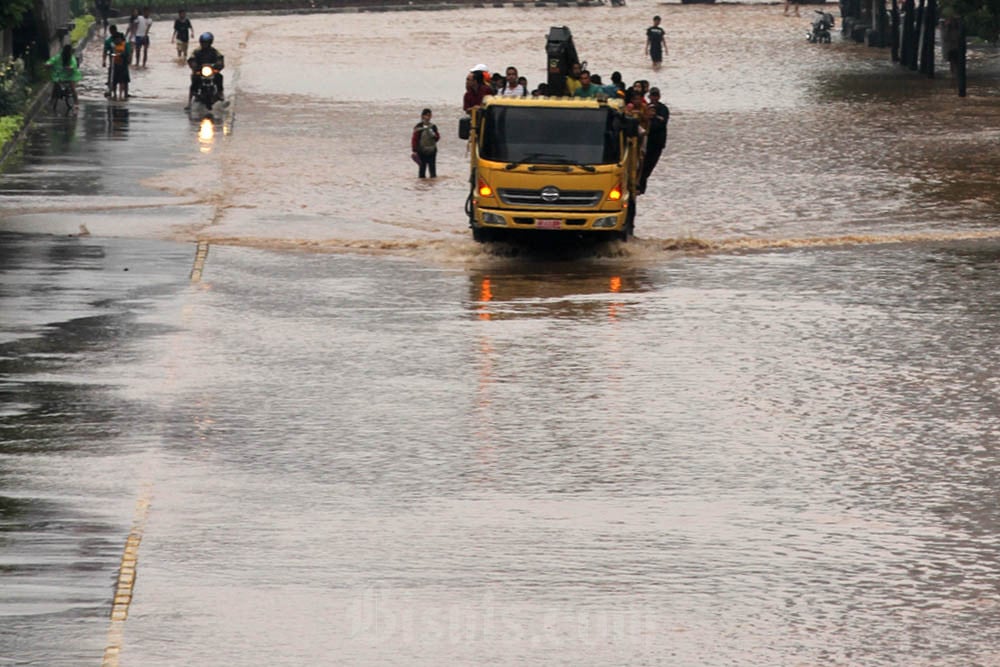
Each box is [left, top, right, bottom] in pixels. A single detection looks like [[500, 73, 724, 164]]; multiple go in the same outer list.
[[463, 71, 493, 113], [497, 66, 525, 97]]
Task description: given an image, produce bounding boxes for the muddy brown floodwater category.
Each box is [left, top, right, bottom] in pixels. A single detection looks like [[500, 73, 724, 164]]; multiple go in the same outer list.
[[1, 3, 999, 666]]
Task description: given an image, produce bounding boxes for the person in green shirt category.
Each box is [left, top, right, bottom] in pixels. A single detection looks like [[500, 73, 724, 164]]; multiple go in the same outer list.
[[46, 44, 82, 109], [572, 71, 602, 98], [102, 25, 120, 97], [103, 25, 119, 66]]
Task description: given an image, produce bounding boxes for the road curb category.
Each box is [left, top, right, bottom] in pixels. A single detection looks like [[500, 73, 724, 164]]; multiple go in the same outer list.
[[0, 86, 50, 169]]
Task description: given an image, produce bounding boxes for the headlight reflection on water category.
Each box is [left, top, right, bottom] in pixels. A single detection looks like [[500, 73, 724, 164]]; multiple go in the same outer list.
[[198, 117, 215, 152]]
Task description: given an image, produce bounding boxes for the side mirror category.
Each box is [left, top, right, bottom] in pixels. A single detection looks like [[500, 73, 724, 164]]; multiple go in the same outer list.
[[458, 116, 471, 140]]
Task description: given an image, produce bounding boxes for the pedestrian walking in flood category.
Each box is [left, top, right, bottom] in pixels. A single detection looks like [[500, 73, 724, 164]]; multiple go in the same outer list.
[[645, 16, 668, 68], [133, 7, 153, 67], [411, 108, 440, 178], [125, 8, 139, 49], [172, 9, 194, 60], [95, 0, 113, 36]]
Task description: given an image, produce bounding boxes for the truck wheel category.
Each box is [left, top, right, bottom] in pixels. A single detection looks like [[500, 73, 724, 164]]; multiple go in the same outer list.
[[472, 226, 494, 243]]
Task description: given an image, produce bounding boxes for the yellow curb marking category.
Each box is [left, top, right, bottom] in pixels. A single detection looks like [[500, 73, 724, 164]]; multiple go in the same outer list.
[[190, 240, 210, 283], [102, 237, 208, 664], [102, 490, 151, 667]]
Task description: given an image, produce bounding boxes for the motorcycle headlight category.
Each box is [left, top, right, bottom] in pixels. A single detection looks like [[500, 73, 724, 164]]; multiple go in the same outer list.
[[200, 65, 214, 77]]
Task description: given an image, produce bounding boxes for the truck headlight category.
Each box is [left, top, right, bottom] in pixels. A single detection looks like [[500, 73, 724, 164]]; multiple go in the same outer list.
[[482, 212, 505, 225], [593, 216, 619, 228]]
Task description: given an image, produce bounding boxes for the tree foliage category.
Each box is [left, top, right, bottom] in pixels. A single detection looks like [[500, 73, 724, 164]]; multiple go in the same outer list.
[[0, 0, 33, 31], [940, 0, 1000, 43]]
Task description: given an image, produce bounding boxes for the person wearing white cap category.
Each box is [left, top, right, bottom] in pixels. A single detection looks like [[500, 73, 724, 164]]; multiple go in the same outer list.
[[470, 64, 492, 89], [463, 69, 494, 113]]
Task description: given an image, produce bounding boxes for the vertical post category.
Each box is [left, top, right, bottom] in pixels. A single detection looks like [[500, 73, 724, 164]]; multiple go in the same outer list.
[[909, 0, 923, 70], [901, 0, 914, 66], [958, 20, 967, 97], [891, 0, 900, 60], [920, 0, 936, 75], [876, 0, 889, 47]]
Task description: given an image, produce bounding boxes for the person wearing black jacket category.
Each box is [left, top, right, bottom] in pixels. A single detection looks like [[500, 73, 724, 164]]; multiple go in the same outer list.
[[185, 32, 224, 110], [639, 87, 669, 195]]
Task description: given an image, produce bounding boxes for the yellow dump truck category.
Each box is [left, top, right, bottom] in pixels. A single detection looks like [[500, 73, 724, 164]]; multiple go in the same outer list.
[[459, 95, 642, 243], [458, 27, 643, 243]]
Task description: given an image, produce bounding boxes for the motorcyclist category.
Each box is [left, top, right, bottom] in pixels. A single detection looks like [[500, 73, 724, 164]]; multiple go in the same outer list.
[[808, 11, 834, 43], [185, 32, 224, 110]]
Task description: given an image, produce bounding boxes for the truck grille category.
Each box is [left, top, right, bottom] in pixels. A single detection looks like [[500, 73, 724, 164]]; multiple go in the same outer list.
[[498, 188, 603, 207]]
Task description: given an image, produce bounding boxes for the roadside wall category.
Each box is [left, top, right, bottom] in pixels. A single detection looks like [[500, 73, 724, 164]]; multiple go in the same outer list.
[[38, 0, 74, 54], [38, 0, 72, 41], [1, 0, 73, 59]]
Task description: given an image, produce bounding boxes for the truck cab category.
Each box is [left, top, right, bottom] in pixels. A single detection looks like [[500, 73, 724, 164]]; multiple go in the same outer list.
[[459, 28, 642, 243]]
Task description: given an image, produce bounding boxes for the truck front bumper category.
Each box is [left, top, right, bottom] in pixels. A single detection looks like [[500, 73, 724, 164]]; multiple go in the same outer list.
[[474, 206, 629, 232]]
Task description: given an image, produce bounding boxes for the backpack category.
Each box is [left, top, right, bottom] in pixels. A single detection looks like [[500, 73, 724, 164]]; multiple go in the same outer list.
[[417, 125, 437, 155]]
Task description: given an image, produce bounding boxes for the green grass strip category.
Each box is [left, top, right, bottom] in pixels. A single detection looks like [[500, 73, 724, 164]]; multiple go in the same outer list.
[[0, 114, 24, 148]]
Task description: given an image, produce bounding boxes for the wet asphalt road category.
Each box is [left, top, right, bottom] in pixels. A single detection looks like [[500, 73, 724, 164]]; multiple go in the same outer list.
[[4, 225, 1000, 666], [3, 6, 1000, 666], [0, 231, 193, 665]]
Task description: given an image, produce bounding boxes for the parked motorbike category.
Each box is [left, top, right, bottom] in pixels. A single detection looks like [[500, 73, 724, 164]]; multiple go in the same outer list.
[[807, 10, 835, 43]]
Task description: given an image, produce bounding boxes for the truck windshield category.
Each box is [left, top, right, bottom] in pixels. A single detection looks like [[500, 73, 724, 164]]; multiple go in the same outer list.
[[480, 106, 621, 166]]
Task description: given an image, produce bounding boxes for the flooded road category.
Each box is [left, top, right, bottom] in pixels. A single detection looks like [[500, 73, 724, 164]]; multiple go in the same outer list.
[[2, 3, 1000, 665]]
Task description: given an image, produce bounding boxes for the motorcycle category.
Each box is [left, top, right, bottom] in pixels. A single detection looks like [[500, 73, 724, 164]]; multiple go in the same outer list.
[[807, 10, 835, 43], [193, 62, 223, 111]]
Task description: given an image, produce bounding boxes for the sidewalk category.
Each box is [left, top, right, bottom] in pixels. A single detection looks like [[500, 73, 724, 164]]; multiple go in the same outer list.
[[0, 20, 100, 169]]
